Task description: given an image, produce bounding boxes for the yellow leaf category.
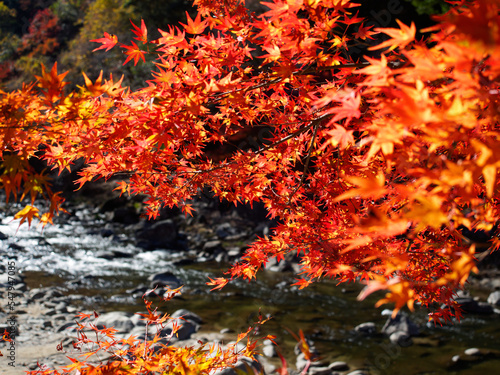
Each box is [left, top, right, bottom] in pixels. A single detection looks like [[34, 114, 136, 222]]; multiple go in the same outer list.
[[14, 205, 39, 227]]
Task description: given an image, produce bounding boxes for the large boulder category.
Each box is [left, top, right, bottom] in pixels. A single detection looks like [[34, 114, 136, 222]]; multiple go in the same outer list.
[[148, 271, 183, 290], [95, 311, 134, 333], [381, 313, 419, 347], [136, 219, 178, 250]]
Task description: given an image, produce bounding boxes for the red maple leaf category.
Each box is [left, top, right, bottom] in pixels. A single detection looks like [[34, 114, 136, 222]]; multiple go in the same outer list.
[[90, 32, 118, 52]]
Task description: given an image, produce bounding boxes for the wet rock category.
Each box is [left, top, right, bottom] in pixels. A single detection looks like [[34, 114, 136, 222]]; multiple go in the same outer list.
[[56, 321, 77, 333], [329, 361, 349, 371], [95, 249, 134, 260], [381, 313, 418, 347], [487, 290, 500, 306], [0, 231, 8, 240], [214, 356, 263, 375], [389, 331, 413, 346], [355, 322, 376, 335], [96, 311, 134, 333], [382, 313, 419, 337], [346, 371, 369, 375], [113, 206, 140, 225], [308, 366, 332, 375], [127, 285, 151, 298], [455, 296, 494, 314], [148, 271, 183, 290], [265, 256, 294, 272], [262, 344, 276, 357], [130, 313, 148, 327], [215, 223, 238, 239], [171, 309, 203, 324], [0, 273, 23, 287], [136, 219, 178, 250], [464, 347, 482, 356], [171, 319, 200, 340], [203, 240, 224, 252]]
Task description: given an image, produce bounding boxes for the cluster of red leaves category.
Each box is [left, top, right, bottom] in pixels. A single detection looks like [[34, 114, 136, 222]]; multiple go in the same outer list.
[[0, 0, 499, 332], [23, 288, 273, 375]]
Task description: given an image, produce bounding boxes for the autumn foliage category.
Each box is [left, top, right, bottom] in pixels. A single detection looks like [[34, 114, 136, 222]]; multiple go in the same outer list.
[[1, 0, 500, 371]]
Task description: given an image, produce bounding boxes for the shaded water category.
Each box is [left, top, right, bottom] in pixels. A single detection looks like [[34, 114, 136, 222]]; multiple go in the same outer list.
[[2, 209, 500, 374]]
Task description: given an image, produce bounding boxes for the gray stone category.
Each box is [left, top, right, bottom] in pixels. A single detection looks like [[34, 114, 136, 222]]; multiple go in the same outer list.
[[329, 361, 349, 371], [389, 331, 413, 347], [214, 357, 263, 375], [148, 271, 183, 290], [136, 219, 178, 249], [455, 297, 494, 314], [167, 318, 200, 340], [382, 314, 419, 337], [171, 309, 203, 324], [96, 311, 134, 333], [308, 366, 332, 375], [56, 322, 76, 333], [464, 347, 482, 356], [262, 344, 276, 357], [355, 322, 376, 335], [487, 291, 500, 306], [130, 313, 148, 327], [55, 302, 68, 313], [203, 240, 223, 252]]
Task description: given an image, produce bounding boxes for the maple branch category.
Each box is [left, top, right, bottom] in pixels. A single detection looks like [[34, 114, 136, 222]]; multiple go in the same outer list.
[[287, 117, 321, 205]]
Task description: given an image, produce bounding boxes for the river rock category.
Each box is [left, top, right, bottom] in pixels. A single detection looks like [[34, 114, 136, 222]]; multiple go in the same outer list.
[[214, 356, 264, 375], [455, 296, 494, 314], [113, 206, 140, 225], [262, 344, 276, 357], [215, 222, 238, 239], [0, 273, 23, 287], [487, 291, 500, 306], [136, 219, 178, 250], [96, 311, 134, 333], [389, 330, 413, 346], [171, 309, 203, 324], [329, 361, 349, 371], [382, 313, 419, 337], [159, 313, 200, 341], [464, 347, 482, 356], [95, 249, 134, 260], [354, 322, 376, 335], [308, 366, 332, 375], [148, 271, 183, 290]]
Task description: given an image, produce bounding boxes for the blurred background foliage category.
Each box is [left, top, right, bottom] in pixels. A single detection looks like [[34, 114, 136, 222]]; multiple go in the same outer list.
[[0, 0, 446, 91]]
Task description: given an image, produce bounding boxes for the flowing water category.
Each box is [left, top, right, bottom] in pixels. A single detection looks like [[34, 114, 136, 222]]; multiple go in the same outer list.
[[2, 206, 500, 374]]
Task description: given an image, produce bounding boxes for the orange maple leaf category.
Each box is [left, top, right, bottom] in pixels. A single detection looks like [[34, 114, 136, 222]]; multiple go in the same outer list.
[[370, 20, 416, 51], [14, 205, 40, 227], [180, 11, 208, 35], [334, 172, 386, 202], [206, 277, 229, 291]]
